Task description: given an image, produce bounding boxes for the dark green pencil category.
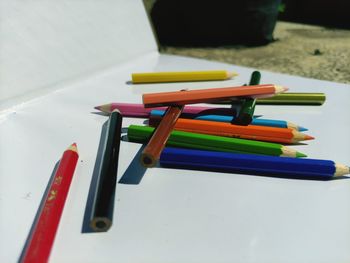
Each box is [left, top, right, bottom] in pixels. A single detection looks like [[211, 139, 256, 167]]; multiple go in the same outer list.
[[90, 109, 122, 232], [234, 71, 261, 125], [127, 125, 306, 158]]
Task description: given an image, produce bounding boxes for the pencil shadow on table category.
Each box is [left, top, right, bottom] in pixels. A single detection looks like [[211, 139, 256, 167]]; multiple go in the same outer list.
[[18, 161, 60, 262], [82, 121, 114, 233], [119, 135, 147, 185]]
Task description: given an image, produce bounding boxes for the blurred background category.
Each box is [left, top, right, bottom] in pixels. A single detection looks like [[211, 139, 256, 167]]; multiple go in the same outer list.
[[143, 0, 350, 84]]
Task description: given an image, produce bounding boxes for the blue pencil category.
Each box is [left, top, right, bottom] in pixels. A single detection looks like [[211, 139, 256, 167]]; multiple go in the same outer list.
[[150, 110, 307, 131], [160, 148, 349, 180]]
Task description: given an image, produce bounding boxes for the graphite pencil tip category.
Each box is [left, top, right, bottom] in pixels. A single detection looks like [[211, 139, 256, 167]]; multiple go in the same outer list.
[[94, 104, 111, 113]]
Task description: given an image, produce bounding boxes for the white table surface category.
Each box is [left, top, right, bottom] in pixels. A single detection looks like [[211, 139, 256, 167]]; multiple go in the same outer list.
[[1, 52, 350, 263]]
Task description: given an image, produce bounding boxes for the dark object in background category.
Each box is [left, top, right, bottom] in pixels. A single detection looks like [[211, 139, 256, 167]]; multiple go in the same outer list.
[[279, 0, 350, 29], [150, 0, 281, 47]]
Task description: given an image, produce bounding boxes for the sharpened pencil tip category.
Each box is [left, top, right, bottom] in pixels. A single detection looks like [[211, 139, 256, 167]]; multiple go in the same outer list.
[[298, 126, 308, 132], [288, 122, 308, 132], [68, 143, 78, 153], [274, 85, 289, 94], [296, 152, 307, 158], [94, 104, 111, 113], [334, 164, 350, 177], [305, 135, 314, 140], [227, 71, 238, 78]]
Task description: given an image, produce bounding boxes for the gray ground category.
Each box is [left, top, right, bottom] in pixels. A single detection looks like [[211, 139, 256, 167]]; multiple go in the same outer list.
[[161, 22, 350, 84], [144, 1, 350, 84]]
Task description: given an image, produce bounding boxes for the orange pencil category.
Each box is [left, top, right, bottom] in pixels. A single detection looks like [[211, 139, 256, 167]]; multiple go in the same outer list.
[[143, 84, 287, 107], [141, 105, 184, 167], [149, 117, 314, 144]]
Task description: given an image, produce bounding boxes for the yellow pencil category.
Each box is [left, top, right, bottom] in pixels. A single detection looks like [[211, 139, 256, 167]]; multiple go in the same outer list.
[[131, 70, 238, 83]]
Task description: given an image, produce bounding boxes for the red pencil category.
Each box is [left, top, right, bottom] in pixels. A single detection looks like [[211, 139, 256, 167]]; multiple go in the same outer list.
[[20, 143, 79, 263]]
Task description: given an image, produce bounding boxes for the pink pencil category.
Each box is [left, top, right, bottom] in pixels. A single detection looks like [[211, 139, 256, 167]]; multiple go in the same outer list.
[[94, 103, 235, 117]]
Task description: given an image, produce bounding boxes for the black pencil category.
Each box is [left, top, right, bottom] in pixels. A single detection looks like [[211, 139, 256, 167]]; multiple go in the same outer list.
[[90, 109, 122, 232]]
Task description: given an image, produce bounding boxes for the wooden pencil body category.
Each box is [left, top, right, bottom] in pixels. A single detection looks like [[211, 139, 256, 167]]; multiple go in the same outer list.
[[141, 106, 183, 167], [143, 84, 283, 107], [149, 117, 311, 144], [21, 144, 78, 263], [132, 70, 235, 83], [233, 71, 261, 125], [160, 148, 348, 180], [257, 92, 326, 105], [128, 125, 306, 157], [95, 103, 223, 117], [150, 109, 306, 131], [214, 92, 326, 105]]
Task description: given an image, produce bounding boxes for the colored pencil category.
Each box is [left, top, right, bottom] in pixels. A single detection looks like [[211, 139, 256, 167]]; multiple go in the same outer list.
[[149, 117, 314, 144], [127, 125, 307, 158], [90, 109, 123, 232], [94, 103, 222, 117], [160, 147, 350, 180], [258, 92, 326, 105], [142, 84, 288, 107], [131, 70, 238, 83], [20, 143, 79, 263], [141, 105, 184, 167], [213, 93, 326, 105], [233, 71, 261, 125], [150, 110, 307, 131]]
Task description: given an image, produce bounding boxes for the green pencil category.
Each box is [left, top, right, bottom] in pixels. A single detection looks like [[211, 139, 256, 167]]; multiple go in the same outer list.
[[213, 93, 326, 105], [127, 125, 307, 158], [234, 71, 261, 125], [257, 92, 326, 105]]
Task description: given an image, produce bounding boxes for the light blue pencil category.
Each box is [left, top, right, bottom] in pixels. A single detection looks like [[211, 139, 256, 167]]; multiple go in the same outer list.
[[150, 110, 307, 131]]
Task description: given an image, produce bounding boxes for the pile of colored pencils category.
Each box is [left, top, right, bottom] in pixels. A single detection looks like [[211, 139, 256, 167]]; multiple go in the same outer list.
[[94, 70, 348, 180], [21, 70, 344, 263]]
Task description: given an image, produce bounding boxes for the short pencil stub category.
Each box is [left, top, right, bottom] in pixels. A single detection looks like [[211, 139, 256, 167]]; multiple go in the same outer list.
[[141, 152, 157, 168], [90, 217, 112, 232]]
